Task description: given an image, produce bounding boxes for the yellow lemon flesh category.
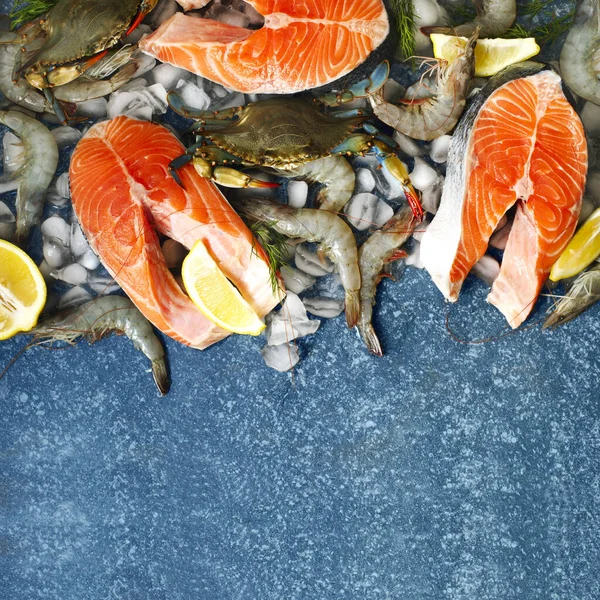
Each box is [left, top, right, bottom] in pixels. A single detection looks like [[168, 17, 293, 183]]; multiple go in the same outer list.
[[431, 34, 541, 77], [181, 239, 265, 336], [0, 239, 47, 340], [550, 207, 600, 282]]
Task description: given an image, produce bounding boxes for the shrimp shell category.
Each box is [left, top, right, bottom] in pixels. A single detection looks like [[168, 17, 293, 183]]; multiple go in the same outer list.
[[357, 205, 417, 356], [32, 295, 170, 395], [368, 29, 478, 141], [0, 110, 59, 247], [233, 197, 361, 328]]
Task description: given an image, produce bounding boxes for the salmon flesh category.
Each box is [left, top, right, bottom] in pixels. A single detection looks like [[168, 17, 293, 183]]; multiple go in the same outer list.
[[421, 63, 588, 328]]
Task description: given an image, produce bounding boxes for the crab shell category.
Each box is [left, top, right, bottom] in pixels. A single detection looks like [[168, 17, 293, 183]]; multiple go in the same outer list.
[[199, 97, 366, 171], [23, 0, 157, 89]]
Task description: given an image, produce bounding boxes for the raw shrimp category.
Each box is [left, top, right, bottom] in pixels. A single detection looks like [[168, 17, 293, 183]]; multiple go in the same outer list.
[[368, 29, 478, 141], [0, 33, 48, 113], [422, 0, 516, 37], [285, 156, 355, 214], [31, 295, 170, 394], [560, 0, 600, 105], [543, 264, 600, 329], [233, 198, 361, 328], [357, 205, 417, 356], [0, 110, 59, 247]]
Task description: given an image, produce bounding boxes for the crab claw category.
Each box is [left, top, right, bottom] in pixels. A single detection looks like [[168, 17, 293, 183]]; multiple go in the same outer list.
[[211, 167, 279, 189], [319, 61, 390, 106]]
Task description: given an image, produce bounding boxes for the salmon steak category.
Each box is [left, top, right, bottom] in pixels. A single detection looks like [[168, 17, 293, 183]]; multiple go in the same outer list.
[[69, 116, 280, 349], [420, 63, 588, 328], [138, 0, 390, 94]]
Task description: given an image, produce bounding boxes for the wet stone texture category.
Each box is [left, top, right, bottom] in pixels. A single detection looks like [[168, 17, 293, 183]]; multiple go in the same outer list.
[[2, 0, 600, 597]]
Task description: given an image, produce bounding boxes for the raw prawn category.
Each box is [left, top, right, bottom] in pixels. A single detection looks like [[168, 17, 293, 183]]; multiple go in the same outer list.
[[422, 0, 516, 38], [0, 110, 59, 247], [543, 264, 600, 329], [0, 32, 48, 113], [30, 295, 170, 395], [357, 205, 417, 356], [560, 0, 600, 105], [233, 198, 361, 328], [368, 29, 478, 141]]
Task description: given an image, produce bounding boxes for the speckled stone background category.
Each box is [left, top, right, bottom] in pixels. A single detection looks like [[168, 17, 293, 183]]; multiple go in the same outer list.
[[2, 1, 600, 599]]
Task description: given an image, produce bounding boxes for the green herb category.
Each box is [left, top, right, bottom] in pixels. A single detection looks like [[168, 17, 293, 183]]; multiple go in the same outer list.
[[250, 221, 290, 296], [10, 0, 57, 30], [390, 0, 416, 60], [506, 9, 575, 46], [446, 2, 477, 25], [520, 0, 554, 18]]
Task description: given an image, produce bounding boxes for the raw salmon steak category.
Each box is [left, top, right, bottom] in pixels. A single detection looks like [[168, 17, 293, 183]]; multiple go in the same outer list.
[[139, 0, 390, 93], [69, 116, 280, 349], [420, 63, 587, 328]]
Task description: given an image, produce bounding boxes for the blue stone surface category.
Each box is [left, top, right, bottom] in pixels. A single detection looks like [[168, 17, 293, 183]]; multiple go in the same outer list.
[[2, 2, 600, 598]]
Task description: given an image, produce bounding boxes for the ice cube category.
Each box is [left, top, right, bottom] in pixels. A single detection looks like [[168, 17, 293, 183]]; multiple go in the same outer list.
[[266, 292, 320, 346], [51, 126, 82, 149], [74, 97, 108, 119], [3, 131, 24, 174], [41, 216, 71, 246], [581, 101, 600, 137], [302, 297, 344, 319], [393, 131, 423, 157], [345, 192, 378, 230], [70, 220, 91, 258], [58, 286, 92, 310], [405, 241, 424, 269], [355, 168, 376, 193], [0, 201, 15, 242], [149, 64, 193, 91], [410, 157, 438, 192], [261, 343, 299, 372], [287, 180, 308, 208], [51, 263, 88, 286], [0, 201, 15, 223], [174, 79, 211, 111], [108, 83, 167, 120], [295, 243, 334, 276], [280, 266, 316, 295], [78, 248, 101, 270], [43, 236, 71, 269], [411, 219, 430, 243], [55, 172, 70, 199], [87, 275, 121, 295], [429, 135, 452, 163], [123, 24, 152, 45], [420, 176, 443, 214], [373, 199, 394, 227]]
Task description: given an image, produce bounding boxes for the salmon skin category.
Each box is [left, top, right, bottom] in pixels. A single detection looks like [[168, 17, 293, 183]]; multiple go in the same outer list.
[[421, 62, 588, 328], [139, 0, 392, 94], [69, 116, 280, 349]]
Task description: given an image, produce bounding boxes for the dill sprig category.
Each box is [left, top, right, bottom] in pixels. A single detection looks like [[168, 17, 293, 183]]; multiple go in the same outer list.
[[10, 0, 57, 29], [505, 9, 575, 45], [446, 2, 477, 25], [519, 0, 554, 18], [250, 221, 290, 296], [390, 0, 416, 60]]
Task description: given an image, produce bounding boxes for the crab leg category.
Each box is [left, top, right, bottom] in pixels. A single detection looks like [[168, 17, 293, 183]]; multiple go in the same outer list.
[[319, 61, 390, 107]]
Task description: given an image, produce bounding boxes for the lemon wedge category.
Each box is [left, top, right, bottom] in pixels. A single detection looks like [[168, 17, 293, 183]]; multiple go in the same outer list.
[[550, 207, 600, 282], [0, 239, 47, 340], [181, 239, 265, 335], [431, 34, 541, 77]]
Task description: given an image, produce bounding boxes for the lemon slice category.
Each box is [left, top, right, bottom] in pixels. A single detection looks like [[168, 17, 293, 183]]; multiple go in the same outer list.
[[181, 239, 265, 335], [431, 34, 541, 77], [550, 207, 600, 282], [0, 239, 47, 340]]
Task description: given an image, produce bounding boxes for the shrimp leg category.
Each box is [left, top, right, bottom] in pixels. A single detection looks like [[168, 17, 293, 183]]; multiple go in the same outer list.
[[31, 295, 170, 395], [233, 198, 361, 328], [357, 205, 417, 355], [368, 29, 478, 141], [0, 110, 59, 248]]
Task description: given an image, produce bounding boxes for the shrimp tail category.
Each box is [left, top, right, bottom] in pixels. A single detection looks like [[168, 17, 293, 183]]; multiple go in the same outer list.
[[345, 289, 360, 328], [151, 358, 170, 396], [358, 323, 383, 357]]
